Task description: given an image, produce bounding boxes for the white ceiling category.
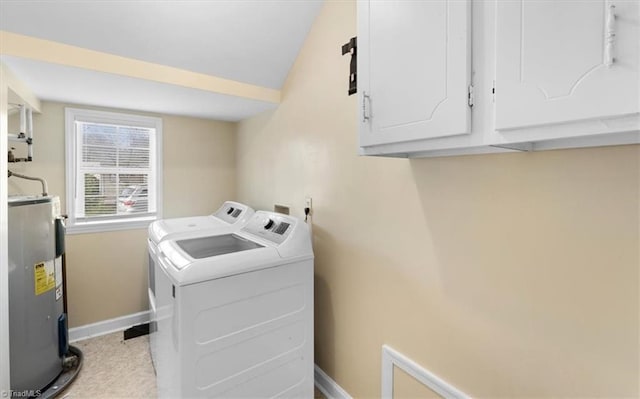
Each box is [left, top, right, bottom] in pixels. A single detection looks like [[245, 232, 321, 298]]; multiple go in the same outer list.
[[0, 0, 324, 120]]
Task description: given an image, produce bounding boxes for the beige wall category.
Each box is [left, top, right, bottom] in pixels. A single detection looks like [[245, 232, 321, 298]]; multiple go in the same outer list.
[[236, 1, 639, 397], [8, 101, 236, 327]]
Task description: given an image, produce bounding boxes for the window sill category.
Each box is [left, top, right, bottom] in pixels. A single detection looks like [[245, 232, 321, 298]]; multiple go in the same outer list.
[[65, 216, 157, 235]]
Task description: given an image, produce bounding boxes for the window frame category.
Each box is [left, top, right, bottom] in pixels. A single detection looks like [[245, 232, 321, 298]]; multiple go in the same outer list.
[[65, 107, 163, 234]]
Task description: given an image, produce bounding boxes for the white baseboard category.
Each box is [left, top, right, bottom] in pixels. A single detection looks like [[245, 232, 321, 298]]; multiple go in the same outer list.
[[315, 365, 352, 399], [381, 345, 470, 399], [69, 310, 150, 343]]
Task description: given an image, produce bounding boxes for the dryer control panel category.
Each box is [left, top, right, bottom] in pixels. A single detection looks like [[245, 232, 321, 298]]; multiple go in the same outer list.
[[241, 211, 297, 245]]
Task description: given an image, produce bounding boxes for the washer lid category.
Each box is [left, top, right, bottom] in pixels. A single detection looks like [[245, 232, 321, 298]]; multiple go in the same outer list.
[[176, 234, 263, 259], [149, 215, 224, 244]]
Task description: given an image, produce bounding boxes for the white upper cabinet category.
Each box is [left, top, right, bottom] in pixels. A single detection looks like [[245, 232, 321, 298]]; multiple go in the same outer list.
[[358, 0, 471, 150], [356, 1, 639, 157], [495, 0, 639, 132]]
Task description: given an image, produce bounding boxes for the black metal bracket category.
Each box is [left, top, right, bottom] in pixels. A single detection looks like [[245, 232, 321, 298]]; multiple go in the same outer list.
[[341, 36, 357, 96]]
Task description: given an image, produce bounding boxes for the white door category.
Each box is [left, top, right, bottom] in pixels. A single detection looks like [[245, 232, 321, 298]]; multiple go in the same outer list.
[[358, 0, 471, 148], [495, 0, 640, 131]]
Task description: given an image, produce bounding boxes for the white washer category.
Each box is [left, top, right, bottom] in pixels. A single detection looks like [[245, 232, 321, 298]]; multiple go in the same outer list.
[[155, 211, 314, 398], [148, 201, 254, 368]]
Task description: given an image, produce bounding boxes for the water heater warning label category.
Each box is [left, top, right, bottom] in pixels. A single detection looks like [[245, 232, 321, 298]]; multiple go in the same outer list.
[[34, 261, 55, 295]]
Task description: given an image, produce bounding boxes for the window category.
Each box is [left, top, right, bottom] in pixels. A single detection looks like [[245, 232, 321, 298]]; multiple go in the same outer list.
[[65, 108, 162, 233]]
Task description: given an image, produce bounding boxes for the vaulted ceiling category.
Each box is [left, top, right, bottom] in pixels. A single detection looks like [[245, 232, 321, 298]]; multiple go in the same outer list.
[[0, 1, 324, 121]]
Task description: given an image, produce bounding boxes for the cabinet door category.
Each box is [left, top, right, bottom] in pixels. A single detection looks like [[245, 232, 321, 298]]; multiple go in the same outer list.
[[495, 0, 640, 131], [358, 0, 471, 148]]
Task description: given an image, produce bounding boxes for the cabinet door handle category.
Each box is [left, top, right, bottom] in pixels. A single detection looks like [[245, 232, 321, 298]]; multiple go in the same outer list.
[[362, 92, 371, 123], [604, 3, 616, 67]]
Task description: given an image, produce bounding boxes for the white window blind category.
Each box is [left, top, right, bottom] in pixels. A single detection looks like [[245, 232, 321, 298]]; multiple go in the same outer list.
[[65, 108, 162, 233]]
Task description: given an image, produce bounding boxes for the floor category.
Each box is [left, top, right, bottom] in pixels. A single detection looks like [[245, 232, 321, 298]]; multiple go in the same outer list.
[[59, 331, 326, 398], [60, 332, 156, 398]]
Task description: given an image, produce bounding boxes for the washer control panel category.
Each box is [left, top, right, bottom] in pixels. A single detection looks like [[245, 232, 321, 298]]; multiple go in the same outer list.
[[241, 211, 296, 245], [213, 202, 248, 225]]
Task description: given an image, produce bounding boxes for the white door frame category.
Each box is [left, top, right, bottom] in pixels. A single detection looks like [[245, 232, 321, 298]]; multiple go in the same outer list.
[[1, 63, 11, 396]]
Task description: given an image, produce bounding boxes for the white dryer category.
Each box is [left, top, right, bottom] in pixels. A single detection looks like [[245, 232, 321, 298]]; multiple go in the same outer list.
[[148, 201, 254, 368], [155, 211, 314, 398]]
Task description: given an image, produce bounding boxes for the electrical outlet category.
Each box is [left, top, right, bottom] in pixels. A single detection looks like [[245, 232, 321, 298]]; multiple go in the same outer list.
[[305, 197, 312, 212]]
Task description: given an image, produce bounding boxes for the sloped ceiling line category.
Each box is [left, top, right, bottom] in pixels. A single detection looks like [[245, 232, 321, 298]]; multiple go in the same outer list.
[[0, 31, 281, 104]]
